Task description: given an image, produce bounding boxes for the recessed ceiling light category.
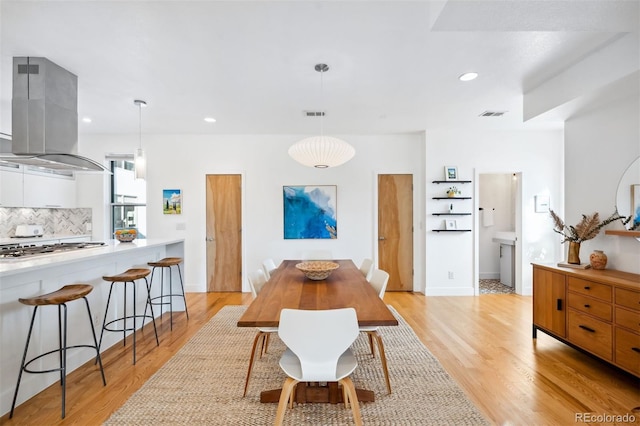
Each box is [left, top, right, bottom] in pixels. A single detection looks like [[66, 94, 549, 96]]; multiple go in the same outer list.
[[82, 117, 92, 123], [204, 117, 216, 123], [459, 72, 478, 82]]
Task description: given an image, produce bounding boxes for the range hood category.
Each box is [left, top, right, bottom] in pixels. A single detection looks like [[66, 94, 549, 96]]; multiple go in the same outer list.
[[0, 57, 108, 172]]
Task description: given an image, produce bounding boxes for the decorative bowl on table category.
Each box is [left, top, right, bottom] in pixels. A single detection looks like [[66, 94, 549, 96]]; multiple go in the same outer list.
[[114, 229, 137, 243], [295, 261, 340, 281]]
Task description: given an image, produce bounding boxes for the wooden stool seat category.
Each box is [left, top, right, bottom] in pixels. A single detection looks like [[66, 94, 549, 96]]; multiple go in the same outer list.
[[103, 268, 151, 282], [19, 284, 93, 306], [148, 257, 183, 267]]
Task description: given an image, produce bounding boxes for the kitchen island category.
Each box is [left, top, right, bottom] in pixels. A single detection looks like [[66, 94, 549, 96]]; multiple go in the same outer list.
[[0, 238, 184, 417]]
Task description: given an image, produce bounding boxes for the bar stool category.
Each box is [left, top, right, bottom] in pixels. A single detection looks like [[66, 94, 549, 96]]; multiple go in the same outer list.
[[10, 284, 106, 419], [98, 268, 159, 364], [145, 257, 189, 330]]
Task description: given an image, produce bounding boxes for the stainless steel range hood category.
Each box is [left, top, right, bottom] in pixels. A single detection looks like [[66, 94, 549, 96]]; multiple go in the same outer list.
[[0, 57, 108, 172]]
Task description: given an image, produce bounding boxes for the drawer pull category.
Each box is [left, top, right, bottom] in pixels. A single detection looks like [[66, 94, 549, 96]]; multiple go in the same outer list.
[[584, 286, 590, 290], [584, 304, 590, 308], [632, 347, 640, 354], [579, 325, 595, 333]]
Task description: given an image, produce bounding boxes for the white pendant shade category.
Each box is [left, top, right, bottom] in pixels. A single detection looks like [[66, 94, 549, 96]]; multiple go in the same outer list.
[[288, 136, 355, 168], [134, 147, 146, 180]]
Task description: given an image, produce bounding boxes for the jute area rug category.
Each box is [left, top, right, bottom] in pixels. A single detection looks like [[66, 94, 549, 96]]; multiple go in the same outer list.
[[105, 306, 488, 425]]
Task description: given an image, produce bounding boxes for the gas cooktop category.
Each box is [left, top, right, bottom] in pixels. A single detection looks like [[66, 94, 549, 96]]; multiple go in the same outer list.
[[0, 242, 106, 259]]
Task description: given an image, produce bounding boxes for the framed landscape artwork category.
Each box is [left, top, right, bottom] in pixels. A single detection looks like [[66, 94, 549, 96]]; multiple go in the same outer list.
[[163, 189, 182, 214], [445, 166, 458, 181], [283, 185, 337, 239]]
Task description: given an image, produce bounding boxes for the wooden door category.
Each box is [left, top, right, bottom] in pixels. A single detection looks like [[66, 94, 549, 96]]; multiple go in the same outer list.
[[377, 174, 413, 291], [206, 174, 242, 292]]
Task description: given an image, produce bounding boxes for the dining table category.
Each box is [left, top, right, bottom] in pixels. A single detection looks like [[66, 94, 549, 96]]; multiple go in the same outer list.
[[237, 259, 398, 404]]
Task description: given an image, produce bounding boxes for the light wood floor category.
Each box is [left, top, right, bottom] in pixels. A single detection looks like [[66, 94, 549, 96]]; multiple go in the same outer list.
[[1, 292, 639, 425]]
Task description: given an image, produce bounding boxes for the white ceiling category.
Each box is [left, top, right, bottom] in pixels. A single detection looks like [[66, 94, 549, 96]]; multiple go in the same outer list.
[[1, 0, 638, 137]]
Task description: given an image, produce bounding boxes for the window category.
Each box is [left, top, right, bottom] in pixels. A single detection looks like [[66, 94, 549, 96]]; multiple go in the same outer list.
[[110, 158, 146, 238]]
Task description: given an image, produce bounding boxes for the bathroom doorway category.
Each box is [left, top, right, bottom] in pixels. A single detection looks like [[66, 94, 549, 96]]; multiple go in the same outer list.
[[476, 172, 522, 295]]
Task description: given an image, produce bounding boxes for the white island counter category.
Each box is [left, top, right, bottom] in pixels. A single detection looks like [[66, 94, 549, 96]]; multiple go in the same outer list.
[[0, 238, 184, 416]]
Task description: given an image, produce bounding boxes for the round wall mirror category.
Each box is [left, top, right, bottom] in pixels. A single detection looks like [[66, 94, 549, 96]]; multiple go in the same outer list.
[[615, 156, 640, 239]]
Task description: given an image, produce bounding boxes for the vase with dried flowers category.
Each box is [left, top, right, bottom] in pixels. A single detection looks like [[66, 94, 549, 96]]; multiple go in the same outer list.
[[549, 210, 623, 264], [447, 186, 461, 197]]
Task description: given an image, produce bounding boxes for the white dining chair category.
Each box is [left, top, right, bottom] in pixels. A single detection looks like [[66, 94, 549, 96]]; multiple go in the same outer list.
[[301, 250, 333, 261], [358, 258, 374, 279], [275, 308, 362, 425], [360, 268, 392, 394], [243, 269, 278, 397], [262, 258, 278, 279]]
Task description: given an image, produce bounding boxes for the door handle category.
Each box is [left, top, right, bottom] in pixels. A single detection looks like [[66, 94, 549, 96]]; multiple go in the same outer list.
[[378, 237, 386, 241]]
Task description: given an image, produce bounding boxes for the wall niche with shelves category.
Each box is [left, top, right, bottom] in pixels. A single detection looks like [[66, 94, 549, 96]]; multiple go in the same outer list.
[[431, 179, 472, 232]]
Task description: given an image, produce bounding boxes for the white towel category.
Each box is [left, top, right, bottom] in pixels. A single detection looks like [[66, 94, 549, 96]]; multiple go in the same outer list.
[[483, 209, 495, 227]]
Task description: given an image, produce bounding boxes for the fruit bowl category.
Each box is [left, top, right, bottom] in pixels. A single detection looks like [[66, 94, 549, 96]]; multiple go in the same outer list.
[[295, 261, 340, 281], [114, 229, 137, 243]]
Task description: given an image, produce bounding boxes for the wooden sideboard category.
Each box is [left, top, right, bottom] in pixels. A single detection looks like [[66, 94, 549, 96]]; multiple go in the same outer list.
[[532, 263, 640, 377]]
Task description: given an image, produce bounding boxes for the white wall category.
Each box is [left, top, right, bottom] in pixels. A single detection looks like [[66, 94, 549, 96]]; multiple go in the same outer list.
[[79, 133, 426, 293], [425, 128, 564, 296], [564, 95, 640, 273]]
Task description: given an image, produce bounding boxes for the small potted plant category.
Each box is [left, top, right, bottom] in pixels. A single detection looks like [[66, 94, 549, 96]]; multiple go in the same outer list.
[[447, 186, 461, 197]]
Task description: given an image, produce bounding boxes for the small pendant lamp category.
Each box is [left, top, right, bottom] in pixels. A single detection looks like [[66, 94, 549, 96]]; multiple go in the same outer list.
[[133, 99, 147, 180]]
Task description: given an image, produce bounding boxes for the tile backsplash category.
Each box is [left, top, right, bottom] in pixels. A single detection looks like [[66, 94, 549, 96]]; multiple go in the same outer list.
[[0, 207, 92, 237]]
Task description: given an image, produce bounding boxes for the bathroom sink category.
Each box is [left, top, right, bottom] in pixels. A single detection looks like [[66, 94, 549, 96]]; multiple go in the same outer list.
[[492, 231, 516, 246]]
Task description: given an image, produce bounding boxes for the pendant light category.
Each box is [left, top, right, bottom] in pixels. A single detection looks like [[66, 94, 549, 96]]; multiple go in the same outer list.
[[288, 64, 355, 168], [133, 99, 147, 180]]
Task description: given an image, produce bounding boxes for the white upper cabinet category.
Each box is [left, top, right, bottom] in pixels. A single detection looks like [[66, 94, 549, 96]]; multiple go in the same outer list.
[[1, 166, 76, 208]]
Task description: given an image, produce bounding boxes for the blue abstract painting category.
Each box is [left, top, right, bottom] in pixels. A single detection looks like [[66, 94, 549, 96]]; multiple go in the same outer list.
[[283, 185, 337, 239]]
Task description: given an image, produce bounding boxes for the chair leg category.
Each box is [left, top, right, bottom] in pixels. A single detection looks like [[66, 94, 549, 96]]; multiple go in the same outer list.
[[260, 333, 271, 357], [83, 297, 107, 386], [340, 377, 362, 426], [243, 331, 264, 397], [275, 377, 298, 426], [368, 332, 375, 357], [370, 331, 392, 394]]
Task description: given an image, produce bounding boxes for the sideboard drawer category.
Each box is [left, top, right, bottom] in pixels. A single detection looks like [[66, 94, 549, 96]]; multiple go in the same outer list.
[[615, 327, 640, 376], [568, 292, 612, 321], [568, 310, 612, 360], [568, 277, 612, 302], [616, 307, 640, 333], [615, 288, 640, 312]]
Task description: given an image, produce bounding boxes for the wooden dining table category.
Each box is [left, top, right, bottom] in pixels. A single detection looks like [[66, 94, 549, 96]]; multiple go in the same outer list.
[[237, 259, 398, 404]]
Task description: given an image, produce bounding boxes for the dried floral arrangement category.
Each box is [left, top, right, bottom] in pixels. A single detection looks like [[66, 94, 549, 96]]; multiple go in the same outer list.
[[549, 210, 623, 243]]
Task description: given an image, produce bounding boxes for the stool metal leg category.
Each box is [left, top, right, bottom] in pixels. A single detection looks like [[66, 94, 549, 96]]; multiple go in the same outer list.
[[144, 277, 160, 345], [176, 264, 189, 319], [82, 296, 106, 386], [10, 306, 39, 418], [60, 303, 67, 419], [97, 282, 116, 356]]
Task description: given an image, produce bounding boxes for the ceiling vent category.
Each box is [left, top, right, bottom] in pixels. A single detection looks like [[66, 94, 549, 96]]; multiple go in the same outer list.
[[303, 111, 325, 117], [479, 110, 507, 117]]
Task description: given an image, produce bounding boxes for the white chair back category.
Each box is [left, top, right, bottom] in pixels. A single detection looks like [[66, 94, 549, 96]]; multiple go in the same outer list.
[[262, 258, 278, 279], [301, 250, 333, 261], [278, 308, 359, 382], [248, 269, 268, 298], [368, 269, 389, 299], [358, 258, 374, 278]]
